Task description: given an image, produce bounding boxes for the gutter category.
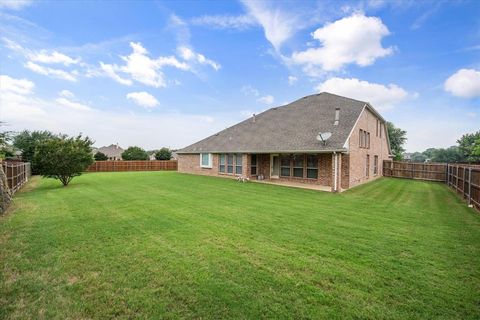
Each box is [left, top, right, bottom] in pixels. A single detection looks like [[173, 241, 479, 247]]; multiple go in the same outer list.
[[176, 149, 348, 154]]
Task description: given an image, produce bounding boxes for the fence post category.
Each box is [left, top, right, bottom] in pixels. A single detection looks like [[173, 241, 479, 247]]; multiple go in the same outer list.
[[467, 168, 472, 206]]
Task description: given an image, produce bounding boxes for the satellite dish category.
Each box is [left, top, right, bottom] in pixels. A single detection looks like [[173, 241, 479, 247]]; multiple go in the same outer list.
[[316, 132, 332, 145]]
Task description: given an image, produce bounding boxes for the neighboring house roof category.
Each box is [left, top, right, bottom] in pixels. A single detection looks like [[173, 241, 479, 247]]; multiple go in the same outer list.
[[97, 144, 124, 159], [178, 92, 389, 154]]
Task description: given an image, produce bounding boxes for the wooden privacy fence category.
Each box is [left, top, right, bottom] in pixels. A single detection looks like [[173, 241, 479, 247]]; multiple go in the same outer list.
[[1, 161, 32, 194], [86, 160, 177, 172], [384, 160, 480, 211], [447, 164, 480, 211], [383, 161, 447, 182]]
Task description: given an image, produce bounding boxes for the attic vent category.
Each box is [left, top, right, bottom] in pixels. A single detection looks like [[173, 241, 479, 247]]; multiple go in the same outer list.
[[334, 108, 340, 126]]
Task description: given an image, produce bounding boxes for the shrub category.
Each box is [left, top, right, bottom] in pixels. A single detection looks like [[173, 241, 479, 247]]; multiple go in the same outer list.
[[94, 151, 108, 161], [34, 134, 94, 186]]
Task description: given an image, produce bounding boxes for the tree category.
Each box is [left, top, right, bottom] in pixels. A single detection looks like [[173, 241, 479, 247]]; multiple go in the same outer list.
[[94, 151, 108, 161], [457, 131, 480, 163], [12, 130, 55, 173], [386, 122, 407, 161], [121, 146, 148, 160], [410, 152, 427, 163], [429, 146, 464, 163], [155, 147, 172, 160], [34, 134, 94, 186]]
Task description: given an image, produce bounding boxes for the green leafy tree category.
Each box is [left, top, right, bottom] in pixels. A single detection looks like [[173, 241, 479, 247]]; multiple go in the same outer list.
[[0, 124, 12, 160], [12, 130, 55, 173], [155, 147, 172, 160], [387, 122, 407, 161], [410, 152, 427, 162], [34, 134, 94, 186], [94, 151, 108, 161], [429, 146, 464, 163], [121, 146, 148, 160], [457, 131, 480, 163]]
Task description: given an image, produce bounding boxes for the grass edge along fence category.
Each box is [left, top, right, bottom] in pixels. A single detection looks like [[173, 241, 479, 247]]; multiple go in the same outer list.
[[384, 160, 480, 211], [86, 160, 177, 172]]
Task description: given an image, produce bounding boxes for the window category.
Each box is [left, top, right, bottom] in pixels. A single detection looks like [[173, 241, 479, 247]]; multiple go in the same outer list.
[[334, 108, 340, 126], [219, 154, 225, 173], [227, 154, 234, 173], [380, 123, 382, 138], [366, 154, 370, 177], [280, 155, 291, 177], [251, 154, 257, 175], [200, 153, 212, 168], [235, 153, 243, 174], [293, 155, 304, 178], [306, 155, 318, 179], [359, 129, 363, 148], [376, 119, 379, 137], [374, 155, 378, 175], [367, 132, 370, 149]]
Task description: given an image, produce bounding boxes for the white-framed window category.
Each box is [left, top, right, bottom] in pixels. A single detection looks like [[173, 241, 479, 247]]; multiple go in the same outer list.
[[235, 153, 243, 174], [219, 154, 226, 173], [200, 153, 212, 168]]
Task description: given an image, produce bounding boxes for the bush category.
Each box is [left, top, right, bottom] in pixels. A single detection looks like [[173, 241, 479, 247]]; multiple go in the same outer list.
[[34, 134, 94, 186], [121, 146, 148, 160], [155, 147, 172, 160], [94, 151, 108, 161]]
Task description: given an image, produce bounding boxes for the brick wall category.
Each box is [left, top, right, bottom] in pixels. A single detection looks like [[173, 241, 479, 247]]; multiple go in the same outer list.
[[177, 153, 219, 177], [347, 108, 390, 188]]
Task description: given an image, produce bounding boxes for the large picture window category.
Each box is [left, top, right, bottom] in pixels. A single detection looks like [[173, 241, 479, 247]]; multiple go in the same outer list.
[[235, 153, 243, 174], [306, 155, 318, 179], [227, 154, 234, 173], [280, 155, 291, 177], [200, 153, 212, 168], [293, 155, 304, 178], [251, 154, 257, 175], [219, 154, 225, 173]]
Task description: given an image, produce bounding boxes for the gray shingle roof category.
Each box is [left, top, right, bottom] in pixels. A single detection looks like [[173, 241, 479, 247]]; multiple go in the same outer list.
[[178, 92, 370, 154]]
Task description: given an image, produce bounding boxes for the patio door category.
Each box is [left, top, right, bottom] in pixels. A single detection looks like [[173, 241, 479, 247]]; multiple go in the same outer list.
[[271, 154, 279, 178]]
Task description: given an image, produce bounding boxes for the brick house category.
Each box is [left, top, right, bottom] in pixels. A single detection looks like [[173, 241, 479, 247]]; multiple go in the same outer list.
[[177, 92, 392, 192]]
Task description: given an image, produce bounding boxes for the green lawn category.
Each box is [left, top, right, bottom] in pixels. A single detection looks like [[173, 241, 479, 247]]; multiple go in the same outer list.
[[1, 172, 479, 319]]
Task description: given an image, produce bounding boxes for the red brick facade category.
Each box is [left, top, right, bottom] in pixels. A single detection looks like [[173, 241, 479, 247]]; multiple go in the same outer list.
[[177, 108, 390, 191]]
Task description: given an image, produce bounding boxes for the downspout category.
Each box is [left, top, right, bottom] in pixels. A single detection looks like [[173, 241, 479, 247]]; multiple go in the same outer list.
[[333, 152, 338, 192]]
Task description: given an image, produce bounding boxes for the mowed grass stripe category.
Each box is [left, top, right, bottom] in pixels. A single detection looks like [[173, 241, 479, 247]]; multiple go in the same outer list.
[[1, 172, 479, 319]]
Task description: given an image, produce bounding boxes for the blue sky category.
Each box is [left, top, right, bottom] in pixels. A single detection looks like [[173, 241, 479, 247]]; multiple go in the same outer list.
[[0, 0, 479, 152]]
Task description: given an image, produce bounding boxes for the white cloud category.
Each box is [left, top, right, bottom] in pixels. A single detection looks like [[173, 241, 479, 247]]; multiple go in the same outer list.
[[59, 89, 74, 98], [316, 77, 409, 110], [25, 61, 77, 81], [0, 74, 34, 95], [241, 0, 300, 50], [28, 50, 80, 66], [126, 91, 159, 109], [55, 97, 92, 111], [0, 0, 32, 10], [288, 76, 298, 85], [257, 94, 274, 105], [191, 14, 257, 29], [99, 42, 192, 88], [444, 69, 480, 98], [178, 46, 221, 71], [292, 14, 393, 72], [99, 62, 132, 86]]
